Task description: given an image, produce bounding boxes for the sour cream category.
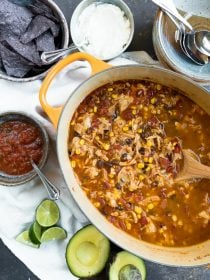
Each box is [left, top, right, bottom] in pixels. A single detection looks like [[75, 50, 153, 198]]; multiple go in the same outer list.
[[73, 3, 132, 60]]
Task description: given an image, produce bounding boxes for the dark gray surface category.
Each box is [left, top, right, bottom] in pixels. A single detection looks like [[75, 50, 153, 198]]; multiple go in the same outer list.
[[55, 0, 157, 59], [0, 1, 209, 280]]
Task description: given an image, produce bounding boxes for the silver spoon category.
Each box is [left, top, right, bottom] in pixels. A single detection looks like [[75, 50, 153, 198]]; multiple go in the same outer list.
[[152, 0, 193, 31], [152, 0, 210, 64], [164, 11, 207, 65], [184, 32, 209, 65], [164, 11, 186, 52], [194, 31, 210, 57], [41, 44, 78, 65], [40, 38, 89, 65], [31, 160, 60, 201]]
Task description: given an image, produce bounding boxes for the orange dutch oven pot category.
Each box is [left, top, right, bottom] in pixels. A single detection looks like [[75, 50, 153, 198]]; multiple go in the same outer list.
[[39, 52, 210, 267]]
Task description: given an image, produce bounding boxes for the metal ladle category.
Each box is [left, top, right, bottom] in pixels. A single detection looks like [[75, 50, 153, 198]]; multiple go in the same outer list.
[[194, 31, 210, 57], [164, 12, 189, 56], [152, 0, 209, 65], [184, 32, 209, 65], [31, 160, 60, 201], [164, 11, 208, 65]]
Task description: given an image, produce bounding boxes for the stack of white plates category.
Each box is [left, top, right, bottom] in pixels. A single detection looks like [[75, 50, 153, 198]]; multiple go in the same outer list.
[[152, 0, 210, 85]]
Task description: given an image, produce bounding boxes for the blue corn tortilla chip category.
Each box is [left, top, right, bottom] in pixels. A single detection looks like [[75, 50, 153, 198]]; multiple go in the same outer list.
[[5, 35, 42, 66], [0, 0, 61, 78], [9, 0, 33, 6], [0, 29, 8, 42], [0, 43, 32, 77], [36, 31, 55, 52], [27, 0, 58, 22], [0, 53, 3, 69], [0, 0, 33, 36], [20, 15, 60, 44]]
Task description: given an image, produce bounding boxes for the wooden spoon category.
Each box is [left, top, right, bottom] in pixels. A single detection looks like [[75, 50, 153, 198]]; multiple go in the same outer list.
[[175, 149, 210, 182]]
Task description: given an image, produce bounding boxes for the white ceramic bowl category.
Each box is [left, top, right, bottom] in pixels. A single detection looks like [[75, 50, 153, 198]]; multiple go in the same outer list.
[[153, 0, 210, 84], [70, 0, 134, 60]]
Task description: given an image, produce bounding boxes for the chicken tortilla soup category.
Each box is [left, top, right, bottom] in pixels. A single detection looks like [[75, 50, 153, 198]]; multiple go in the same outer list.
[[69, 80, 210, 247]]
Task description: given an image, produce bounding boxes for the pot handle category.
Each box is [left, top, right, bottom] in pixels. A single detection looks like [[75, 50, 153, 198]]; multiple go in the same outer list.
[[39, 52, 111, 128]]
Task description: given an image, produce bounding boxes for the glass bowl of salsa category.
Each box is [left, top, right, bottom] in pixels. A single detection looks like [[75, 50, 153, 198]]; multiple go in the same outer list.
[[0, 112, 49, 186]]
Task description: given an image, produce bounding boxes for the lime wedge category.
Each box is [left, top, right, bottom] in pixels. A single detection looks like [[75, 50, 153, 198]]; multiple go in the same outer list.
[[41, 226, 67, 242], [29, 221, 42, 245], [36, 199, 60, 227], [16, 230, 40, 248]]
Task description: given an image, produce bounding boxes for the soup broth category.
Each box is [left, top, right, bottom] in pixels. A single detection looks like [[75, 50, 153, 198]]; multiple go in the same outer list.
[[69, 80, 210, 247]]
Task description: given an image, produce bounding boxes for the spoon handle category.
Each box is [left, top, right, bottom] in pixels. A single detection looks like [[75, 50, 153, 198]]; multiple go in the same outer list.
[[184, 162, 210, 179], [152, 0, 193, 31], [164, 10, 185, 35], [41, 44, 78, 64], [31, 161, 60, 200]]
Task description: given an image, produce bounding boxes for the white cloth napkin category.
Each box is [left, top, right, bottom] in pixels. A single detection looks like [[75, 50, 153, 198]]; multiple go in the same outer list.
[[0, 53, 148, 280]]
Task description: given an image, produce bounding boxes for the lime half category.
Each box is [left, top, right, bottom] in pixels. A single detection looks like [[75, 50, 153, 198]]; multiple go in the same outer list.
[[29, 221, 42, 245], [41, 226, 67, 242], [36, 199, 60, 227], [16, 230, 40, 248]]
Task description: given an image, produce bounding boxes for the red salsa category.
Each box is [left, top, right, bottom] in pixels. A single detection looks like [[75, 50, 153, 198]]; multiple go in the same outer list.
[[0, 120, 44, 175]]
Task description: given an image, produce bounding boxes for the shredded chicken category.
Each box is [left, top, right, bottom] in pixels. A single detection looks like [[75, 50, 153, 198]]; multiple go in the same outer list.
[[105, 191, 119, 208], [139, 196, 160, 206], [97, 117, 111, 135], [84, 167, 99, 179], [95, 149, 109, 161], [74, 114, 92, 135], [118, 95, 133, 112], [117, 166, 137, 189], [198, 210, 210, 222], [145, 218, 157, 234]]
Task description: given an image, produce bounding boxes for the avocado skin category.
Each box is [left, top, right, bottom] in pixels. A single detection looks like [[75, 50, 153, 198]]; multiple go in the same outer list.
[[109, 250, 146, 280], [65, 224, 110, 278], [66, 227, 146, 280]]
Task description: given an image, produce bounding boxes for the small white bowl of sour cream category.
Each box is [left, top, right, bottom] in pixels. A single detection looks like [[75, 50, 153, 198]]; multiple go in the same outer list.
[[70, 0, 134, 61]]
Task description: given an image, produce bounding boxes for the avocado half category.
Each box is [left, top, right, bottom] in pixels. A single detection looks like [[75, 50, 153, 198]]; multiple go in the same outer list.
[[109, 251, 146, 280], [66, 224, 110, 278]]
